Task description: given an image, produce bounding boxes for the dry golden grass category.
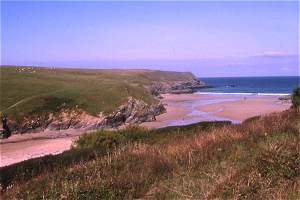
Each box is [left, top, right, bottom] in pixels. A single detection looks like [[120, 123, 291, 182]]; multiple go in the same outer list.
[[3, 110, 300, 199]]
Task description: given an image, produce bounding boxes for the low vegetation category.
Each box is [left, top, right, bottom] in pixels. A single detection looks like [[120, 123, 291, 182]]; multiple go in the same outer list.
[[0, 121, 229, 193], [1, 110, 299, 199], [292, 86, 300, 109]]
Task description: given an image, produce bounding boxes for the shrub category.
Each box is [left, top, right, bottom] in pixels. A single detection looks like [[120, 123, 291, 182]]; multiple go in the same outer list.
[[291, 86, 300, 109], [3, 111, 300, 199], [75, 125, 147, 149], [0, 121, 230, 192]]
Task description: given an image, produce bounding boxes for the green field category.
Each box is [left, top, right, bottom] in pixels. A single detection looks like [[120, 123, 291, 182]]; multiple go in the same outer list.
[[1, 110, 299, 199], [1, 66, 195, 120]]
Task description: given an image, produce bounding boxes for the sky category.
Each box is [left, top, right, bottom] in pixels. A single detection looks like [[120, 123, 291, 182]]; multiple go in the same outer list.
[[1, 1, 299, 77]]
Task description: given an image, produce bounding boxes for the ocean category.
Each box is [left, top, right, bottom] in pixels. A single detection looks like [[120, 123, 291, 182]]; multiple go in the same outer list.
[[197, 76, 300, 95]]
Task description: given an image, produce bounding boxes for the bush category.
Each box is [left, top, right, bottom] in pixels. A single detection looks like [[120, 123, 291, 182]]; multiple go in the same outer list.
[[0, 121, 230, 192], [291, 86, 300, 109], [75, 125, 147, 149], [0, 147, 101, 190]]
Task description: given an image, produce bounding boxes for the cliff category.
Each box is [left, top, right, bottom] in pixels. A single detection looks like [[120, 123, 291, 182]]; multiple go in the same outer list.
[[149, 78, 207, 95], [1, 67, 205, 135]]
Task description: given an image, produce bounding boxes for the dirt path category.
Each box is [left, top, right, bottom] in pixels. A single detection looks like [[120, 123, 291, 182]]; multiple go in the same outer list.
[[2, 89, 64, 113]]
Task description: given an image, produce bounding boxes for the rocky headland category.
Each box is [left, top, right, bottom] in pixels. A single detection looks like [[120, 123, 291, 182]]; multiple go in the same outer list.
[[3, 97, 166, 134], [1, 70, 207, 135], [149, 77, 207, 95]]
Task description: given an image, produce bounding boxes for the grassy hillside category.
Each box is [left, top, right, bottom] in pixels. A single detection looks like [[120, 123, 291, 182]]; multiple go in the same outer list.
[[0, 66, 195, 121], [2, 110, 299, 199]]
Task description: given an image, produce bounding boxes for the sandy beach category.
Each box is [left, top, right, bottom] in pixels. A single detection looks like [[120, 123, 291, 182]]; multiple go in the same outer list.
[[142, 93, 290, 128], [0, 93, 291, 167], [0, 128, 88, 166], [197, 95, 290, 121]]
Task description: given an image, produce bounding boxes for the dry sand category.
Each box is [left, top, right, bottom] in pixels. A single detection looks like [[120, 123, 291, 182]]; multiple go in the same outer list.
[[0, 93, 291, 167], [197, 95, 290, 121], [0, 128, 88, 167], [142, 93, 290, 128], [141, 104, 190, 129]]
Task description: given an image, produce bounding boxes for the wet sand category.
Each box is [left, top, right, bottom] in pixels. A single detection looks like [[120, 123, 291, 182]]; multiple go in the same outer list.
[[1, 93, 290, 167], [197, 95, 290, 121], [142, 93, 290, 128]]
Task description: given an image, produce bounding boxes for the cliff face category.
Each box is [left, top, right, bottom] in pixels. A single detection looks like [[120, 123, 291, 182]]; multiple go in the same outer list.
[[149, 78, 207, 95], [96, 97, 165, 129], [5, 97, 166, 134], [1, 68, 206, 135]]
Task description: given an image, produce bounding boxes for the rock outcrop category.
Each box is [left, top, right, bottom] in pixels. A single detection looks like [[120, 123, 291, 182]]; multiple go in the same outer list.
[[97, 97, 165, 128], [5, 97, 166, 134], [149, 78, 207, 95], [169, 79, 207, 94], [3, 73, 206, 135], [0, 117, 11, 138], [47, 111, 103, 131]]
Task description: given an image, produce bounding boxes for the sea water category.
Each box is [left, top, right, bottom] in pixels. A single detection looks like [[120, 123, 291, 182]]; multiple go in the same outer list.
[[197, 76, 300, 95], [158, 76, 299, 128]]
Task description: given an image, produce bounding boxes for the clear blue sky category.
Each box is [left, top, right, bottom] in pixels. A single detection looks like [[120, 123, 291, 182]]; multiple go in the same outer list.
[[1, 1, 299, 77]]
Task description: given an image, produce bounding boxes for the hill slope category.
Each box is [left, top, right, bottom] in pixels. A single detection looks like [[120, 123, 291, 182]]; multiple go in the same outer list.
[[1, 66, 204, 133], [1, 67, 197, 115], [1, 110, 299, 199]]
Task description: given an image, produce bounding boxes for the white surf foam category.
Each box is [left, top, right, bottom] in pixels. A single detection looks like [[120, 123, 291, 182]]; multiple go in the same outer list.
[[195, 92, 290, 96]]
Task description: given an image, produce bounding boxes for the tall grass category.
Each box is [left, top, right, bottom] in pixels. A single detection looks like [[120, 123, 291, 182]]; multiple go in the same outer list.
[[0, 121, 229, 194], [292, 86, 300, 109], [2, 110, 300, 199]]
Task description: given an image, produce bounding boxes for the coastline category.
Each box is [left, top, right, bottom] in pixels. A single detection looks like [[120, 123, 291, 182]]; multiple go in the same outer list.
[[141, 93, 290, 128], [0, 93, 291, 167], [197, 95, 290, 121]]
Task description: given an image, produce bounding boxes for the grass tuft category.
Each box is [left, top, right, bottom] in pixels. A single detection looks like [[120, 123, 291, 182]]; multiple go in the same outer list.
[[1, 110, 300, 199]]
